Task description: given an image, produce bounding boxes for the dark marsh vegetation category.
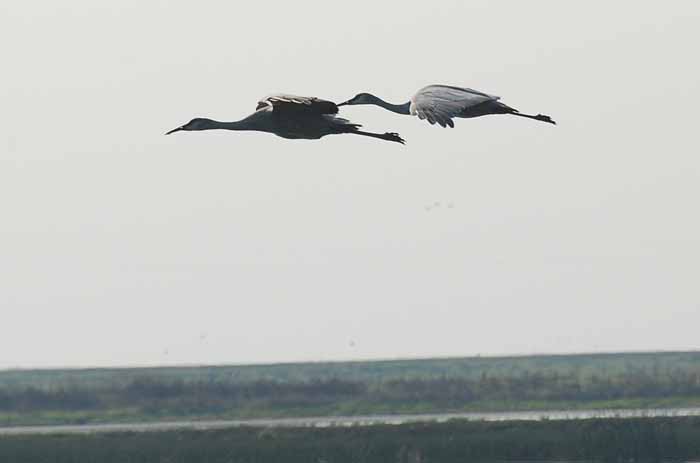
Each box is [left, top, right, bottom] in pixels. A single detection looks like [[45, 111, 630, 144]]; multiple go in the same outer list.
[[2, 417, 700, 463]]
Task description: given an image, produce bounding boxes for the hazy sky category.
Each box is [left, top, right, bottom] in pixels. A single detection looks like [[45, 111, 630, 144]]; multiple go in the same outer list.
[[1, 1, 699, 369]]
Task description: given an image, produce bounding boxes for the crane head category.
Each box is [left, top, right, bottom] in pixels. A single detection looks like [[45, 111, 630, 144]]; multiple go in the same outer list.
[[338, 93, 377, 106], [165, 118, 211, 134]]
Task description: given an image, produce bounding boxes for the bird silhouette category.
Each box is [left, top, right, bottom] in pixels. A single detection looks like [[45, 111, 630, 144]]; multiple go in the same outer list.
[[339, 85, 555, 128], [166, 94, 405, 143]]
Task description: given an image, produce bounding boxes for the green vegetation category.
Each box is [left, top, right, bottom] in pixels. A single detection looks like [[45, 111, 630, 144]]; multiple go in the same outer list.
[[2, 417, 700, 462], [5, 351, 700, 390], [2, 351, 700, 427]]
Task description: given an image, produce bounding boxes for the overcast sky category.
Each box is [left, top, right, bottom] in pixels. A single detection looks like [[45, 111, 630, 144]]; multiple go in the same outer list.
[[1, 1, 699, 369]]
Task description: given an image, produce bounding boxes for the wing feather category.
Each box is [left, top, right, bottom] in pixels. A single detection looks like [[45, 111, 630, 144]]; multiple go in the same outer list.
[[411, 85, 500, 128], [256, 94, 339, 115]]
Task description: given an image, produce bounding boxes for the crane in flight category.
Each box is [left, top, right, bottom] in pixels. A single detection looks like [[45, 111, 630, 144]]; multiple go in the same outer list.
[[166, 94, 405, 144], [338, 85, 555, 128]]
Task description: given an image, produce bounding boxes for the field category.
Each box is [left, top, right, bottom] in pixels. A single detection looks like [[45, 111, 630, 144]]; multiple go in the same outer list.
[[2, 417, 700, 463], [2, 351, 700, 427]]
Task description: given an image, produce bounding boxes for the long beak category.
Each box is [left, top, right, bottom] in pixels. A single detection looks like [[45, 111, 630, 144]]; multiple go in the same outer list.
[[165, 126, 184, 135], [337, 101, 349, 107]]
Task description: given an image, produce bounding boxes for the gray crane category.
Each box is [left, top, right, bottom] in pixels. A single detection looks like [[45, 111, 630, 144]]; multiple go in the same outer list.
[[338, 85, 555, 128], [166, 94, 405, 144]]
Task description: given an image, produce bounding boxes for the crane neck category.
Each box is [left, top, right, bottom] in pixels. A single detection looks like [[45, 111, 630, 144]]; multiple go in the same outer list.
[[200, 119, 255, 131], [371, 97, 411, 115]]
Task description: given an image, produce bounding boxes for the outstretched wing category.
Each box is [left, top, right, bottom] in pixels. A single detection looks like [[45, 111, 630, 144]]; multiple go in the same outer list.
[[256, 94, 339, 115], [411, 85, 500, 128]]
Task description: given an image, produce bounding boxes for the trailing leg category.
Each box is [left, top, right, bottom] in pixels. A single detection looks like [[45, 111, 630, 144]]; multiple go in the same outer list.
[[348, 129, 406, 144], [510, 110, 556, 125]]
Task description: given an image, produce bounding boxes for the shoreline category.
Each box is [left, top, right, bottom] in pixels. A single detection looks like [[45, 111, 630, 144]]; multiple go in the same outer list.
[[3, 406, 700, 436]]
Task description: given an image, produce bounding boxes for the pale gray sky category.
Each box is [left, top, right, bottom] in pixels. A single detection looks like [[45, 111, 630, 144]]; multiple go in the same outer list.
[[1, 1, 699, 369]]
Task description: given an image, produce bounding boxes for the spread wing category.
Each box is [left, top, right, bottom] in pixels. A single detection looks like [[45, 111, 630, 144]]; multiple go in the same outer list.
[[411, 85, 500, 128], [256, 94, 339, 115]]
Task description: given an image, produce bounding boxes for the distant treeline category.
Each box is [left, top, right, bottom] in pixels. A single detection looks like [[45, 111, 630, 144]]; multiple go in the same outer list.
[[3, 417, 700, 463], [4, 351, 700, 390], [2, 367, 700, 417]]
